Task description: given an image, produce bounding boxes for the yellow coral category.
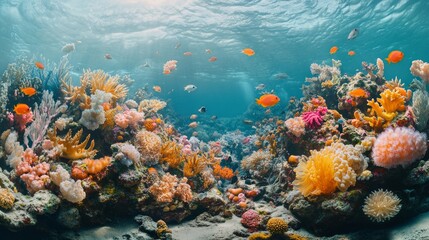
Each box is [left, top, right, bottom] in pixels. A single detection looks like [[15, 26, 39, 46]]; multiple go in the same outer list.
[[321, 79, 335, 88], [102, 108, 117, 129], [160, 140, 184, 168], [84, 69, 128, 103], [248, 232, 272, 240], [286, 233, 309, 240], [48, 128, 97, 160], [266, 217, 288, 235], [0, 188, 15, 210], [377, 89, 406, 113]]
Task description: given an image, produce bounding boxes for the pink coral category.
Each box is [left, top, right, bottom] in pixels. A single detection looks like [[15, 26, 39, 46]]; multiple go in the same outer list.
[[8, 111, 34, 132], [372, 127, 427, 168], [285, 117, 306, 137], [114, 109, 144, 129], [410, 60, 429, 82], [16, 148, 51, 193], [241, 209, 261, 230], [175, 177, 193, 203], [301, 106, 327, 129]]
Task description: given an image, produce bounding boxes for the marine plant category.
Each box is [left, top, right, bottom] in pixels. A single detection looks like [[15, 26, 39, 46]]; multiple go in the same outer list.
[[47, 128, 97, 160]]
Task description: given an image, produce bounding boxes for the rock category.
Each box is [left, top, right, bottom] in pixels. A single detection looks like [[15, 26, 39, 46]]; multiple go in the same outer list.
[[135, 215, 157, 236], [113, 230, 153, 240], [57, 206, 80, 229], [195, 188, 227, 215], [28, 190, 61, 215]]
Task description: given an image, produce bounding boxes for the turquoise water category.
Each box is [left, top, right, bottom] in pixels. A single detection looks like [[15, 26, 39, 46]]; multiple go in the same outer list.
[[1, 0, 429, 118]]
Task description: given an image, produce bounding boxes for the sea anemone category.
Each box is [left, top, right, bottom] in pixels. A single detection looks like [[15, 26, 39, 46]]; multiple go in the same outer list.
[[363, 189, 401, 222], [372, 127, 427, 168]]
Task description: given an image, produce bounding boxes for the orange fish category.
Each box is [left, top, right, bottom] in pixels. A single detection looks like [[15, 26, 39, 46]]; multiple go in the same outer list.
[[153, 86, 162, 92], [348, 50, 355, 56], [256, 94, 280, 108], [242, 48, 255, 56], [14, 103, 31, 115], [20, 87, 37, 97], [35, 62, 44, 70], [183, 52, 192, 56], [385, 50, 404, 64], [330, 46, 338, 54], [348, 88, 369, 98], [208, 56, 217, 62]]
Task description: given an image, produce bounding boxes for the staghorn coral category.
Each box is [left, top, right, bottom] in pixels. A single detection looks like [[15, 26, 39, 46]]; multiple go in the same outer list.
[[138, 99, 167, 114], [363, 189, 401, 222], [372, 127, 427, 168], [135, 130, 162, 165], [48, 128, 97, 160], [160, 140, 185, 168], [293, 143, 366, 196], [410, 60, 429, 83], [266, 217, 288, 235], [183, 153, 207, 178], [61, 72, 91, 109]]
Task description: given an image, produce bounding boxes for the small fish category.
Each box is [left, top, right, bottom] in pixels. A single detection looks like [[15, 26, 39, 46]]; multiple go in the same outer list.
[[188, 121, 198, 128], [35, 62, 44, 70], [184, 84, 197, 93], [105, 54, 112, 60], [205, 49, 212, 54], [265, 109, 271, 114], [256, 94, 280, 108], [255, 84, 265, 90], [168, 89, 175, 94], [210, 115, 217, 120], [242, 48, 255, 56], [198, 106, 206, 113], [385, 50, 404, 64], [142, 61, 151, 68], [76, 40, 82, 44], [348, 50, 356, 56], [208, 56, 217, 62], [330, 46, 338, 54], [20, 87, 37, 97], [61, 43, 75, 54], [243, 119, 253, 125], [183, 52, 192, 56], [14, 103, 31, 115], [190, 114, 198, 120], [153, 86, 162, 92], [175, 42, 181, 49], [347, 28, 359, 40], [273, 72, 289, 80]]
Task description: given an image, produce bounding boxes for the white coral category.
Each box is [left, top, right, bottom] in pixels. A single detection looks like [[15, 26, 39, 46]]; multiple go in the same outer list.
[[60, 180, 86, 203], [50, 165, 71, 186], [79, 90, 112, 130], [5, 131, 24, 168], [410, 60, 429, 82]]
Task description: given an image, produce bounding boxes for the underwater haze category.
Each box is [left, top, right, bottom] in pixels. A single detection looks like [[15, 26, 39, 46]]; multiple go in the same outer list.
[[1, 0, 429, 118]]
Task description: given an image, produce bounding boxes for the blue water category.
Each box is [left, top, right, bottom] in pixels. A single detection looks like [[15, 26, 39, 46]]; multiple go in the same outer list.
[[1, 0, 429, 118]]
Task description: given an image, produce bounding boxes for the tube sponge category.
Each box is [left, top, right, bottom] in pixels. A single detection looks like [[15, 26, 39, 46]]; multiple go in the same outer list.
[[372, 127, 427, 168]]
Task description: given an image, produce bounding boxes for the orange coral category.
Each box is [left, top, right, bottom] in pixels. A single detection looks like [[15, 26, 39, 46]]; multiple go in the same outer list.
[[71, 166, 88, 180], [144, 118, 157, 131], [61, 75, 91, 109], [82, 156, 111, 174], [48, 128, 97, 160], [348, 88, 369, 98], [86, 69, 128, 103], [183, 153, 206, 178], [102, 108, 117, 129], [213, 164, 234, 180], [160, 141, 184, 168]]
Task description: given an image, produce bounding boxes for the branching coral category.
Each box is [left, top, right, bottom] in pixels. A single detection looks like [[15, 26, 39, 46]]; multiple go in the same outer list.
[[293, 143, 366, 196], [47, 128, 97, 160], [135, 130, 162, 165], [372, 127, 427, 168], [363, 189, 401, 222], [160, 140, 185, 168]]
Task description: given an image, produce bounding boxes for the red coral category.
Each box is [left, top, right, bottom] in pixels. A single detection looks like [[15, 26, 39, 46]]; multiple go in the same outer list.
[[241, 209, 261, 231]]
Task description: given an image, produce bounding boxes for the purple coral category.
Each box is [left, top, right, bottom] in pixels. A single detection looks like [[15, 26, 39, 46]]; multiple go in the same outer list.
[[302, 106, 327, 129]]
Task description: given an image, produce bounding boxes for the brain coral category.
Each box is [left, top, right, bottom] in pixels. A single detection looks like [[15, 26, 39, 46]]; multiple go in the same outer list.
[[372, 127, 427, 168], [293, 142, 367, 196], [135, 130, 162, 165], [266, 217, 288, 235], [363, 189, 401, 222]]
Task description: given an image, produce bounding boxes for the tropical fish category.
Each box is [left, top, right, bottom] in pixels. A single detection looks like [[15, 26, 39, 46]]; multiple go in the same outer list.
[[198, 106, 206, 113], [62, 43, 75, 54], [347, 28, 359, 40], [188, 121, 198, 128], [183, 52, 192, 56], [256, 94, 280, 108], [175, 42, 181, 49], [243, 119, 253, 124], [208, 56, 217, 62], [255, 84, 265, 90], [35, 62, 44, 70], [105, 54, 112, 60], [153, 86, 162, 92], [210, 115, 217, 120], [205, 49, 212, 54], [273, 72, 289, 80], [20, 87, 37, 97], [329, 46, 338, 54], [385, 50, 404, 64], [184, 84, 197, 93], [348, 50, 356, 56], [190, 114, 198, 120], [14, 103, 31, 115], [142, 61, 151, 68], [242, 48, 255, 56]]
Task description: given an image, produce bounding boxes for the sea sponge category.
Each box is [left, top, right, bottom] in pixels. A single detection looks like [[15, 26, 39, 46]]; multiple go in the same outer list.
[[59, 180, 86, 203], [372, 127, 427, 168], [266, 217, 288, 235], [285, 117, 306, 137], [134, 130, 162, 165], [363, 189, 401, 222], [0, 188, 15, 210], [293, 143, 366, 196], [50, 165, 71, 186]]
